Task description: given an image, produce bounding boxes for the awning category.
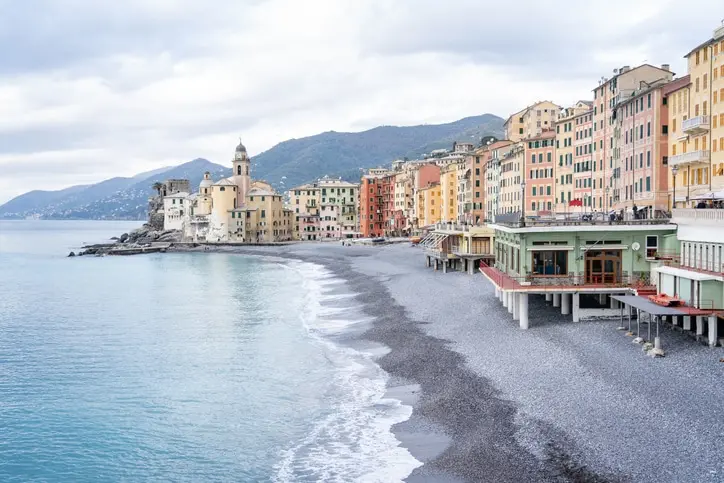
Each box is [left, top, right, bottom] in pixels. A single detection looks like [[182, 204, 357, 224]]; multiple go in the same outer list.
[[420, 232, 449, 247]]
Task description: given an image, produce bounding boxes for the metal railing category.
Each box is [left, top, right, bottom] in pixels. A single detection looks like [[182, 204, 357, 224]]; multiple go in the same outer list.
[[672, 208, 724, 224], [480, 261, 653, 290]]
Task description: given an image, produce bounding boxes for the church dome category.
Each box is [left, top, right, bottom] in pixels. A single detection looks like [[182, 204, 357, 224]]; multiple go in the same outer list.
[[235, 140, 247, 153]]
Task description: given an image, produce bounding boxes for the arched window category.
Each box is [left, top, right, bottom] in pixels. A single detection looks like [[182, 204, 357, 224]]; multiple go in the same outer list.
[[237, 165, 242, 175]]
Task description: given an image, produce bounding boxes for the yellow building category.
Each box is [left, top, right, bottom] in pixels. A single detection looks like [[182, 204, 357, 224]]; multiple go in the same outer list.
[[504, 101, 561, 142], [418, 183, 441, 227], [440, 163, 459, 222], [288, 183, 321, 240], [208, 178, 238, 241], [236, 188, 293, 242], [671, 27, 724, 204]]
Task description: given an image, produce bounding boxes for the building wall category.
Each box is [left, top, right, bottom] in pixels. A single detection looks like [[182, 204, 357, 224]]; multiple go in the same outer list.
[[667, 80, 691, 206], [163, 195, 187, 231], [524, 132, 556, 213], [360, 176, 385, 237], [498, 143, 524, 216], [572, 109, 594, 209], [440, 164, 458, 222], [419, 184, 441, 226]]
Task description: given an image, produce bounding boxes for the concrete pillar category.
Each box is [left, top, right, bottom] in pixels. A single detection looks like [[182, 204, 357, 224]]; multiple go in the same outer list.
[[610, 297, 618, 309], [502, 291, 509, 309], [671, 315, 679, 327], [696, 316, 704, 336], [495, 287, 500, 299], [683, 316, 692, 331], [426, 256, 431, 268], [553, 293, 561, 308], [468, 260, 475, 275], [519, 293, 529, 329], [443, 261, 448, 273], [561, 293, 571, 315], [599, 294, 606, 305], [545, 293, 553, 303], [708, 315, 719, 347], [512, 293, 520, 321], [572, 293, 581, 322], [507, 292, 514, 314]]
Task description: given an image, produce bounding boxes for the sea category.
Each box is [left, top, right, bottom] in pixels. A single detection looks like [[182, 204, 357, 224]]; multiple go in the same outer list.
[[0, 220, 421, 482]]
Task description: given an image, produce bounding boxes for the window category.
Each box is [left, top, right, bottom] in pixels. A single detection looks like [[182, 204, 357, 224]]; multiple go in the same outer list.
[[646, 235, 658, 259], [704, 73, 709, 90], [647, 122, 651, 137], [696, 77, 700, 92], [704, 101, 708, 116], [647, 151, 651, 167], [646, 176, 651, 192], [647, 93, 651, 108], [532, 251, 567, 275], [672, 118, 676, 132], [662, 125, 668, 135]]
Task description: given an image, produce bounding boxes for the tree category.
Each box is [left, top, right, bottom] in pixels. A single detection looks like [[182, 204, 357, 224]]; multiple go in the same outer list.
[[152, 182, 164, 196]]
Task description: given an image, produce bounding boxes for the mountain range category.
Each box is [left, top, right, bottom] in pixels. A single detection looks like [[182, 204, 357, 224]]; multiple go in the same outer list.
[[0, 114, 504, 220]]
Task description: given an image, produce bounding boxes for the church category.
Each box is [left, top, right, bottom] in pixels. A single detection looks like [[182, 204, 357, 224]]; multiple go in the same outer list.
[[164, 140, 294, 243]]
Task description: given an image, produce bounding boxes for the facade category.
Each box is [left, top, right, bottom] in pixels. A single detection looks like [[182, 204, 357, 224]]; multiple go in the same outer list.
[[613, 77, 672, 214], [412, 164, 441, 229], [572, 105, 595, 209], [360, 173, 388, 237], [288, 183, 320, 240], [318, 177, 359, 239], [440, 162, 459, 222], [163, 192, 189, 231], [556, 101, 592, 211], [418, 183, 441, 227], [456, 157, 472, 224], [504, 101, 561, 142], [525, 130, 556, 213], [498, 143, 524, 216], [485, 142, 514, 221], [669, 27, 724, 204], [593, 64, 673, 213], [665, 76, 692, 208]]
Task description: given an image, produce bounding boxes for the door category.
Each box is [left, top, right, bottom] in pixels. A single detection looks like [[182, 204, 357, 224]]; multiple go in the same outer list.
[[585, 250, 622, 284]]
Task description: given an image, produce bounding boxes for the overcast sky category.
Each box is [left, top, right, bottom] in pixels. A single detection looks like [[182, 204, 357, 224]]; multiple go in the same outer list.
[[0, 0, 716, 203]]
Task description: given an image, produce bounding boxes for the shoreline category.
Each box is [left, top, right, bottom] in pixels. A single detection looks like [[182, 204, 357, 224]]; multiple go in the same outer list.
[[171, 243, 612, 482]]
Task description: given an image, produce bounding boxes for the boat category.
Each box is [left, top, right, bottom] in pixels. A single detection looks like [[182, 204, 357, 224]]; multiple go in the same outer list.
[[648, 294, 684, 307], [410, 236, 422, 245]]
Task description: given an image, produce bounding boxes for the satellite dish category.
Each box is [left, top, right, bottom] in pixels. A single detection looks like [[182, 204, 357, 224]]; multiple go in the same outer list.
[[631, 242, 641, 251]]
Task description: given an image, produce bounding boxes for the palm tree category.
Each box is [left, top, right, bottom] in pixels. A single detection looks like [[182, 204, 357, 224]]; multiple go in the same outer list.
[[152, 182, 164, 196]]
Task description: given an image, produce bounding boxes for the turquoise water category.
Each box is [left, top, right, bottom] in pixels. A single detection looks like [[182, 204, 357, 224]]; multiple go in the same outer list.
[[0, 221, 418, 482]]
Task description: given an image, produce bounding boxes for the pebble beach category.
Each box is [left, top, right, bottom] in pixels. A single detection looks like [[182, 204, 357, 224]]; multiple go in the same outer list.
[[178, 242, 724, 482]]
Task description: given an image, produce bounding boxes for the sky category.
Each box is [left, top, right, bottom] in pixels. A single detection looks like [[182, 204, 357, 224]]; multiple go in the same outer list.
[[0, 0, 717, 204]]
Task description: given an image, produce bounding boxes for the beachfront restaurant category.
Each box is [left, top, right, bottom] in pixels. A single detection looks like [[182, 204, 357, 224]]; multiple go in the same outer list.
[[419, 223, 495, 274], [479, 218, 677, 330]]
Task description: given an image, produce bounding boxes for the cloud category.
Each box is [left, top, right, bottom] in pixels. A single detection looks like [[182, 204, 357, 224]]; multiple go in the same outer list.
[[0, 0, 718, 203]]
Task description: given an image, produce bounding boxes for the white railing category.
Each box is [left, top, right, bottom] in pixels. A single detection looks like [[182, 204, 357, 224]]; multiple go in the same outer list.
[[669, 150, 710, 166], [672, 208, 724, 224], [682, 115, 710, 132]]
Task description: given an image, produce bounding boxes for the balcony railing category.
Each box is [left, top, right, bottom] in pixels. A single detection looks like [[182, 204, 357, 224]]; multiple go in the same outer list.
[[682, 115, 710, 134], [669, 150, 710, 166], [672, 208, 724, 225]]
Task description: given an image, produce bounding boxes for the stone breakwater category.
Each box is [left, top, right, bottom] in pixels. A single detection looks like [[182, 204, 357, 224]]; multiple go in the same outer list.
[[68, 224, 182, 257]]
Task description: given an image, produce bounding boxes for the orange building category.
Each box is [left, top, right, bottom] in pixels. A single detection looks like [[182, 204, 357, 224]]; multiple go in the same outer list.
[[360, 173, 393, 237]]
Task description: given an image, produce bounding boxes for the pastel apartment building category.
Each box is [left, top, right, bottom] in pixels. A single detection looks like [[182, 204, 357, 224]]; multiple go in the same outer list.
[[504, 101, 561, 142], [525, 130, 556, 213], [556, 101, 592, 210]]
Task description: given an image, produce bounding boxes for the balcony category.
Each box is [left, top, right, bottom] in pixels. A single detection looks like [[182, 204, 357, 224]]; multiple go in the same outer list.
[[672, 208, 724, 225], [669, 150, 710, 166], [682, 115, 710, 135]]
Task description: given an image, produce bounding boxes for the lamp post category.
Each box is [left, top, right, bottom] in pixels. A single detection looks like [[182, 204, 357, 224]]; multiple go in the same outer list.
[[671, 165, 679, 211], [519, 181, 526, 227], [605, 186, 610, 213]]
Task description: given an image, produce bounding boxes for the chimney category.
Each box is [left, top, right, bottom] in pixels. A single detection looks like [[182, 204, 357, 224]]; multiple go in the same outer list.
[[661, 64, 670, 71], [621, 66, 631, 73]]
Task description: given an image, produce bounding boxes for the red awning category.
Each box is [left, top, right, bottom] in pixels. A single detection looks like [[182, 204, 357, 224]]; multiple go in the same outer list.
[[568, 199, 583, 207]]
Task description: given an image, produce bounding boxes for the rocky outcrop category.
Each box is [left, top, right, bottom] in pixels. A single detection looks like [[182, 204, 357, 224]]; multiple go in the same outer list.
[[74, 227, 182, 257]]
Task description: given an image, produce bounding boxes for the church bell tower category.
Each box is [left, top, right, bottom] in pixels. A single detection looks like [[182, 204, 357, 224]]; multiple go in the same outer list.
[[233, 139, 251, 204]]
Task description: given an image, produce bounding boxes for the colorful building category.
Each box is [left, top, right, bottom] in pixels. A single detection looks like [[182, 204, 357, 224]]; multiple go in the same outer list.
[[556, 101, 592, 211], [525, 130, 556, 214], [504, 101, 561, 142]]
